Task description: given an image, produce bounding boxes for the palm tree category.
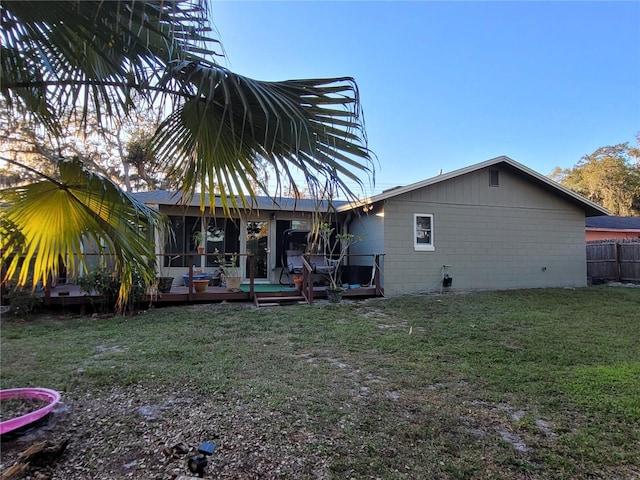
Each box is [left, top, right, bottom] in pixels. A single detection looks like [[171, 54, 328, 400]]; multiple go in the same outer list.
[[0, 0, 374, 310]]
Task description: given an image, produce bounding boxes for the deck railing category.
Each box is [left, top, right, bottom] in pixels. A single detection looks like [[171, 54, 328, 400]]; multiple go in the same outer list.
[[299, 253, 384, 306], [32, 252, 255, 304], [155, 252, 256, 300], [5, 251, 383, 307]]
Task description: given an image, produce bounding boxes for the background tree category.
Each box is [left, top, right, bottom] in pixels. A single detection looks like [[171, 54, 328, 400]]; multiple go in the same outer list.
[[124, 126, 174, 192], [1, 99, 164, 190], [550, 137, 640, 216], [0, 0, 374, 310], [0, 111, 60, 187]]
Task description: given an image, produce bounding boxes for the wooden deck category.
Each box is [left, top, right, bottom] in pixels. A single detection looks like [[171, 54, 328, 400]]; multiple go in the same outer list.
[[40, 282, 382, 309], [33, 253, 385, 310]]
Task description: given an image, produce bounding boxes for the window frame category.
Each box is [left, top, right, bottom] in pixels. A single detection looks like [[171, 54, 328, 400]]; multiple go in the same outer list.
[[413, 213, 435, 251], [164, 216, 239, 267]]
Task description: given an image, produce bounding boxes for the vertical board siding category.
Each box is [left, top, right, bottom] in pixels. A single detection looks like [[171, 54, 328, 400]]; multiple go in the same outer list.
[[587, 239, 640, 282]]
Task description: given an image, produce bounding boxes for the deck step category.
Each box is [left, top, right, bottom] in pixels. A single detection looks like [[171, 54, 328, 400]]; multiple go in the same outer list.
[[254, 295, 308, 307]]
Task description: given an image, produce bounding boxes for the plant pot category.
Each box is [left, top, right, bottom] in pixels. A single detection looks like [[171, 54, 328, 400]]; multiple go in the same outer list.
[[326, 287, 344, 303], [192, 279, 209, 294], [292, 275, 303, 291], [225, 276, 242, 291], [197, 246, 205, 255], [156, 277, 174, 293]]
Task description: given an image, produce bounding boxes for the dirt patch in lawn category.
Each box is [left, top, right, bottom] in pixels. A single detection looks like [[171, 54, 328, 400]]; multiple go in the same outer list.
[[0, 378, 566, 480], [0, 378, 570, 480], [1, 383, 333, 479]]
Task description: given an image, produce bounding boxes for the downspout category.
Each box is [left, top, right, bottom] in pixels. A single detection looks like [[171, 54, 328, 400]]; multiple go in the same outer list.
[[343, 212, 353, 233]]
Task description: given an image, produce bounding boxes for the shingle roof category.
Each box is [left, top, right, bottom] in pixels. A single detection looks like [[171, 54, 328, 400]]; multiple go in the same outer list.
[[585, 216, 640, 230], [131, 190, 348, 212], [132, 156, 611, 218]]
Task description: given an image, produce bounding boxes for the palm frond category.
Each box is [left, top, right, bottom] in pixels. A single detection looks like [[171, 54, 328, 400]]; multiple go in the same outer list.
[[1, 0, 375, 310], [2, 1, 374, 207], [0, 159, 168, 311], [0, 0, 219, 129], [153, 66, 375, 212]]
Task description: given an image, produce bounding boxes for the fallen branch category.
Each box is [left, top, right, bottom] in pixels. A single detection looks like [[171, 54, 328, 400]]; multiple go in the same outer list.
[[0, 439, 69, 480]]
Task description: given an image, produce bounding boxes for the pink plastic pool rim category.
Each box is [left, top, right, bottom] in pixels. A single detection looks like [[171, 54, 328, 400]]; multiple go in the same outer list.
[[0, 388, 61, 435]]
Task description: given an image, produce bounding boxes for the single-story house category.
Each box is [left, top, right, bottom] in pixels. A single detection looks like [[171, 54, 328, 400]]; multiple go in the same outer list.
[[341, 155, 609, 293], [133, 155, 609, 294], [585, 216, 640, 241]]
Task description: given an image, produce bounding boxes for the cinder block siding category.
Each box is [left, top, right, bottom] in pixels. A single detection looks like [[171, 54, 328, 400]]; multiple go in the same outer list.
[[381, 166, 588, 294]]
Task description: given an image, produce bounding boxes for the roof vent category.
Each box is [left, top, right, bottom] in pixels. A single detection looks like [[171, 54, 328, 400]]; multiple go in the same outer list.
[[489, 170, 499, 187]]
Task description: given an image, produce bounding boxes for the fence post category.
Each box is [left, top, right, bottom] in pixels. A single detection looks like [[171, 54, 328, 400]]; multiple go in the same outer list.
[[615, 241, 621, 282]]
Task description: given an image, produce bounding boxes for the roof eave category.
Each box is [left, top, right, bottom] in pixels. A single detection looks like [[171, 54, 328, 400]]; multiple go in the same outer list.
[[586, 227, 640, 232], [339, 155, 610, 216]]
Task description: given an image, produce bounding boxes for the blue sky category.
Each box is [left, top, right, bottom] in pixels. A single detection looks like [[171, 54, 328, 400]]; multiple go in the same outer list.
[[211, 1, 640, 195]]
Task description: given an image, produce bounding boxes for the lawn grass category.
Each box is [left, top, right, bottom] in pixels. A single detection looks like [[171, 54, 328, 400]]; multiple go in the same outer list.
[[1, 286, 639, 479]]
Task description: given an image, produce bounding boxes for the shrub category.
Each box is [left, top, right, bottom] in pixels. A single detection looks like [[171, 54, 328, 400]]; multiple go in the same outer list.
[[78, 266, 120, 314], [5, 284, 42, 318], [78, 265, 147, 314]]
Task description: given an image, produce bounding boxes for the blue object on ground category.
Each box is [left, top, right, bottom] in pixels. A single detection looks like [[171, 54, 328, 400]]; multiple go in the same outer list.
[[182, 273, 209, 286]]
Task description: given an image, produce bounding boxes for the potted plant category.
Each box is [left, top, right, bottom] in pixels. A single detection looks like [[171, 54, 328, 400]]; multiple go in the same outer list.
[[153, 223, 177, 294], [192, 278, 210, 293], [215, 250, 242, 291], [292, 274, 304, 291], [315, 223, 362, 303], [156, 255, 179, 293], [156, 276, 174, 294], [156, 255, 180, 293], [193, 231, 206, 255]]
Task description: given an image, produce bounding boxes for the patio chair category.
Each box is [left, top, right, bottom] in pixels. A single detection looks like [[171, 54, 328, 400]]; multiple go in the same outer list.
[[278, 229, 310, 285], [307, 253, 338, 276], [278, 249, 305, 285]]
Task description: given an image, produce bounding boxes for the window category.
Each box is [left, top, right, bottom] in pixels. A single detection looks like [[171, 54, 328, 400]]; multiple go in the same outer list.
[[291, 219, 311, 230], [165, 216, 199, 267], [489, 169, 499, 187], [165, 216, 239, 267], [414, 214, 434, 251]]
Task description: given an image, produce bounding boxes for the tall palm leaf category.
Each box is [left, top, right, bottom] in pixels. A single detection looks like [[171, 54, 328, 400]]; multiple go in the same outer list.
[[0, 160, 167, 311], [1, 0, 217, 130], [154, 70, 373, 212], [0, 0, 373, 307]]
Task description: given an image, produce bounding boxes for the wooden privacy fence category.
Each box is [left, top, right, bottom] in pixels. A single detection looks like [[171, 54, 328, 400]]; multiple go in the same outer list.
[[586, 239, 640, 283]]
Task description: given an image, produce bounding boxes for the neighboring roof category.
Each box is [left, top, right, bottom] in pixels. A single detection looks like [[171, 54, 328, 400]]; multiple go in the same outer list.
[[586, 216, 640, 231], [340, 155, 610, 217], [131, 190, 347, 213]]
